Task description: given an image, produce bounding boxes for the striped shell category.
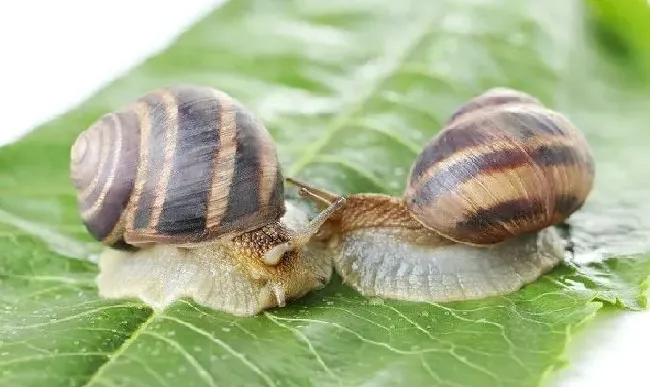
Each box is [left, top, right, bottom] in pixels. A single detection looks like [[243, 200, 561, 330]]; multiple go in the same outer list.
[[404, 88, 595, 245], [70, 85, 284, 250]]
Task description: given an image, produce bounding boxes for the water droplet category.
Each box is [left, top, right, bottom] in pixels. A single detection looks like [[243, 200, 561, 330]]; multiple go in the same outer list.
[[421, 311, 429, 317], [178, 366, 187, 374], [368, 298, 384, 306], [326, 300, 334, 306], [221, 327, 231, 332], [411, 345, 421, 351], [193, 346, 203, 353]]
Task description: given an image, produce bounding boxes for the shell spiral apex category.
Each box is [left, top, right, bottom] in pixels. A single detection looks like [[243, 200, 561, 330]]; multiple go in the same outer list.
[[404, 87, 595, 245], [70, 84, 285, 250]]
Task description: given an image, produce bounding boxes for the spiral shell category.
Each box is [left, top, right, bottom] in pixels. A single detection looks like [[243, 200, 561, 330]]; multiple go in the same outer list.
[[70, 85, 284, 249], [404, 88, 595, 245]]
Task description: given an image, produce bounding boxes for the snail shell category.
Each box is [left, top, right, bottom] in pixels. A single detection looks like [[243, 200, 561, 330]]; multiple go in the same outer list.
[[70, 84, 284, 249], [405, 89, 595, 245]]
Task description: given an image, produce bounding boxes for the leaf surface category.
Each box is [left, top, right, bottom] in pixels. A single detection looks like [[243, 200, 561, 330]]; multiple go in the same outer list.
[[1, 1, 650, 386]]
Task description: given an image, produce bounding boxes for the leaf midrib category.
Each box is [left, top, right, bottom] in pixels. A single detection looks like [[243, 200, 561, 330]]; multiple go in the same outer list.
[[285, 6, 441, 177], [80, 310, 157, 387]]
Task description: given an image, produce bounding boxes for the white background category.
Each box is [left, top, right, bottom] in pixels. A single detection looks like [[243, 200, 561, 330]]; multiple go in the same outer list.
[[0, 1, 646, 386]]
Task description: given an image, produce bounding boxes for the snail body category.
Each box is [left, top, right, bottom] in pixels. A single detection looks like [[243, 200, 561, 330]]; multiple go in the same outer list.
[[70, 84, 344, 316], [289, 87, 595, 303]]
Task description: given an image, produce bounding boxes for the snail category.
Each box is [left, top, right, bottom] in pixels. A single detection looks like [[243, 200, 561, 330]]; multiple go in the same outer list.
[[69, 84, 344, 316], [287, 87, 595, 303]]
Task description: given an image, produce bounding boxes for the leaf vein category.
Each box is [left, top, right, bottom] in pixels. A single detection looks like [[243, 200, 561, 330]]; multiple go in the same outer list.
[[311, 306, 391, 331], [3, 304, 141, 330], [142, 331, 216, 387], [161, 315, 276, 387], [269, 316, 443, 355], [265, 312, 341, 384], [80, 309, 157, 387]]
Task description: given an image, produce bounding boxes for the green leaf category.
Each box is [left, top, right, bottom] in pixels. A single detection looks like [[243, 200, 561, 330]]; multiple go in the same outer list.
[[1, 0, 650, 386]]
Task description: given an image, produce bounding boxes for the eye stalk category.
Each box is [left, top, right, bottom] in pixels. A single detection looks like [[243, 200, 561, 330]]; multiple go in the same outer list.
[[263, 196, 346, 265]]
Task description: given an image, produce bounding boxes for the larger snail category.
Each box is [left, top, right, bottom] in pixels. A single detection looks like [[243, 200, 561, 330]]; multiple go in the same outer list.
[[288, 87, 595, 303], [69, 84, 344, 316]]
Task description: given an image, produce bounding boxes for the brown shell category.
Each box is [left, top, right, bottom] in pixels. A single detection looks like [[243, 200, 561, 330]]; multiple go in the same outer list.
[[404, 88, 595, 245], [70, 84, 284, 249]]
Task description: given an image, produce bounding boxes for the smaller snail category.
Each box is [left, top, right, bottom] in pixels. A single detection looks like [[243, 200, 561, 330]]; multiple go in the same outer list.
[[288, 87, 595, 303], [69, 84, 344, 316]]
